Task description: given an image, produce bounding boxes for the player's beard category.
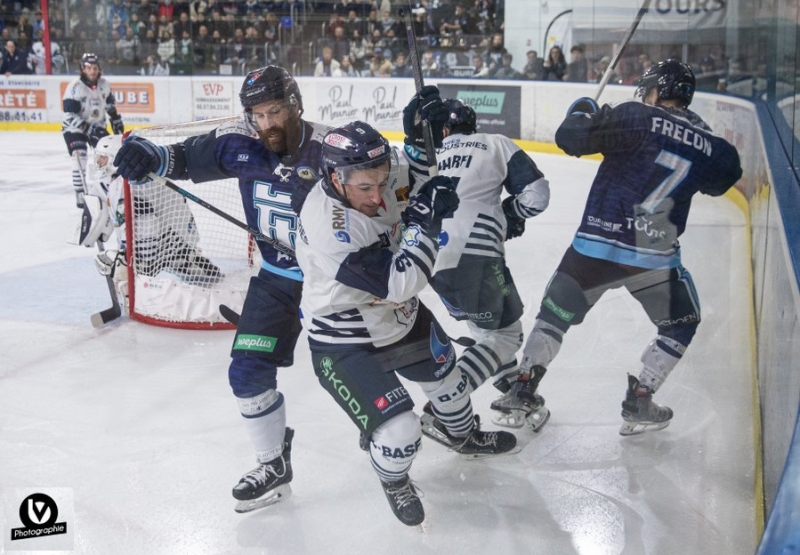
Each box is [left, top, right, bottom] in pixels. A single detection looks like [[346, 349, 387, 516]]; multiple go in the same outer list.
[[258, 127, 288, 153]]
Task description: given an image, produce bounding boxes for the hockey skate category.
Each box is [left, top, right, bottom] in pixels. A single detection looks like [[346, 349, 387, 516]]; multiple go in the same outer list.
[[490, 366, 550, 431], [619, 375, 673, 436], [380, 475, 425, 526], [167, 248, 223, 286], [420, 403, 519, 459], [232, 427, 294, 513]]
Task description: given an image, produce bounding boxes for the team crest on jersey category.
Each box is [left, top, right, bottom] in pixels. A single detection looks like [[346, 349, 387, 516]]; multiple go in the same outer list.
[[273, 164, 292, 182], [335, 230, 351, 243], [296, 166, 319, 181]]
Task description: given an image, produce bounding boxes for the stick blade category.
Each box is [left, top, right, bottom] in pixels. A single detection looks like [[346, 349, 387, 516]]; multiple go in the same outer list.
[[91, 305, 122, 328]]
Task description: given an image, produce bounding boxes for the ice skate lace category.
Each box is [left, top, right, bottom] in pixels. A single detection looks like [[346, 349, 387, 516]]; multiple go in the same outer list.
[[385, 480, 423, 508], [465, 430, 500, 448], [242, 461, 284, 487]]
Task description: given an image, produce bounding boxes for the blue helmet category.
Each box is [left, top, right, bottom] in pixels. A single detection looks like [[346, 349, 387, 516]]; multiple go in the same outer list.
[[444, 98, 477, 134], [636, 59, 695, 108], [321, 121, 391, 185]]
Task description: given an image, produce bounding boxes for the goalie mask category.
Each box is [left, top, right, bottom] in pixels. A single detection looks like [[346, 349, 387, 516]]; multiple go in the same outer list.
[[635, 59, 695, 108], [92, 134, 122, 184]]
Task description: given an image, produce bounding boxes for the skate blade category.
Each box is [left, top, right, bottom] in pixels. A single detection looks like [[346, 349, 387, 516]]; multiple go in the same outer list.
[[459, 443, 522, 461], [526, 407, 550, 433], [420, 414, 454, 447], [233, 484, 292, 513], [490, 409, 528, 429], [619, 420, 671, 436]]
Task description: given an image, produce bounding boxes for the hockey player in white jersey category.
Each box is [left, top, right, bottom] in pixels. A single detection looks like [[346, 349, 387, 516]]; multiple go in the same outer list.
[[425, 98, 551, 431], [296, 119, 519, 526], [62, 53, 125, 208], [75, 135, 221, 299]]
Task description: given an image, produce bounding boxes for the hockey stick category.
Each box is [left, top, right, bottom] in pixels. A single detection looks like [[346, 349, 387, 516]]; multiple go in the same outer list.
[[146, 173, 297, 258], [75, 151, 123, 327], [400, 4, 438, 177], [593, 0, 653, 102]]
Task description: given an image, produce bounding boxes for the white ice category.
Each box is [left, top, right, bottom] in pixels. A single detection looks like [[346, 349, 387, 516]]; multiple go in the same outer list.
[[0, 131, 756, 555]]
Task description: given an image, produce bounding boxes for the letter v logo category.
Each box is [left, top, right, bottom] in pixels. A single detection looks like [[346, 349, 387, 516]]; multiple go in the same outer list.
[[28, 499, 50, 524]]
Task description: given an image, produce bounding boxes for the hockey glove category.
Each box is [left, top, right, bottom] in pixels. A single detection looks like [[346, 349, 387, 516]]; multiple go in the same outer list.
[[88, 124, 110, 147], [404, 175, 459, 237], [567, 96, 599, 116], [403, 85, 449, 149], [502, 196, 526, 241], [110, 111, 125, 135], [114, 135, 172, 182]]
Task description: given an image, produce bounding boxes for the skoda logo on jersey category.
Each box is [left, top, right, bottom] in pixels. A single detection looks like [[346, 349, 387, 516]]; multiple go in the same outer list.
[[335, 230, 351, 243], [296, 166, 319, 181], [402, 226, 421, 247], [438, 230, 449, 247]]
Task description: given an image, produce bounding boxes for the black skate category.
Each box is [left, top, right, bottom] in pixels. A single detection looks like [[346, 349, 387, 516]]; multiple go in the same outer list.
[[420, 404, 519, 459], [619, 375, 673, 436], [232, 427, 294, 513], [380, 475, 425, 526], [490, 366, 550, 431], [168, 248, 223, 286]]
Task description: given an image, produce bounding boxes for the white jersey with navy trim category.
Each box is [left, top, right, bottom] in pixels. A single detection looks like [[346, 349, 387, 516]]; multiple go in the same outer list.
[[62, 76, 116, 133], [433, 132, 548, 272], [297, 149, 438, 348]]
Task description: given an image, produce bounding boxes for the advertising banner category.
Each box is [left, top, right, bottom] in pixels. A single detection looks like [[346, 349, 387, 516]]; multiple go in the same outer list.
[[437, 83, 521, 137], [0, 77, 49, 124], [312, 79, 413, 130], [192, 80, 236, 120]]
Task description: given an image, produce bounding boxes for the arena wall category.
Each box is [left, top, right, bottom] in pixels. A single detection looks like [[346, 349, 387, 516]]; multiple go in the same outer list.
[[3, 74, 798, 553]]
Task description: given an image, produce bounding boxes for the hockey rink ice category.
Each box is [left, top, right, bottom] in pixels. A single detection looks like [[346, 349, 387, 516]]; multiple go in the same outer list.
[[0, 131, 756, 555]]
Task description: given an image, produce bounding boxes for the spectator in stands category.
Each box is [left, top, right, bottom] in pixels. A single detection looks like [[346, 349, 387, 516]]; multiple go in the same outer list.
[[718, 57, 753, 95], [158, 0, 176, 21], [157, 28, 176, 65], [140, 28, 158, 60], [483, 32, 507, 75], [593, 55, 617, 84], [111, 14, 126, 37], [330, 25, 350, 63], [543, 44, 566, 81], [172, 11, 191, 40], [391, 50, 414, 78], [695, 56, 723, 92], [129, 13, 143, 37], [339, 53, 360, 77], [263, 12, 280, 64], [442, 35, 474, 70], [523, 49, 544, 80], [210, 28, 227, 67], [492, 52, 520, 79], [314, 44, 341, 77], [326, 11, 346, 39], [117, 25, 141, 73], [29, 28, 66, 74], [368, 46, 392, 76], [143, 51, 170, 74], [138, 0, 158, 22], [346, 9, 367, 39], [421, 49, 441, 78], [32, 9, 45, 36], [157, 14, 173, 38], [566, 43, 588, 82], [349, 28, 368, 69], [108, 0, 130, 28], [471, 52, 489, 78], [193, 24, 214, 70], [1, 39, 30, 75]]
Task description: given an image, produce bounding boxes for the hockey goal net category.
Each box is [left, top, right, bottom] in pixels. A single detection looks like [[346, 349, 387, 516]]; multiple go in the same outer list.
[[123, 118, 258, 329]]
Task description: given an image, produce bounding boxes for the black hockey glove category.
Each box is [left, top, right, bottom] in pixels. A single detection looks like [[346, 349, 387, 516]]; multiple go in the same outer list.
[[87, 124, 110, 147], [567, 96, 599, 117], [502, 196, 526, 241], [403, 85, 449, 149], [114, 135, 172, 182], [110, 112, 124, 135], [404, 175, 459, 237]]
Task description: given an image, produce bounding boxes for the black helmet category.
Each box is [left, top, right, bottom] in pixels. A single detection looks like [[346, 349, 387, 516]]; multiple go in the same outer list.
[[635, 59, 695, 108], [444, 98, 477, 134], [239, 65, 302, 112], [80, 52, 100, 70], [321, 121, 391, 185]]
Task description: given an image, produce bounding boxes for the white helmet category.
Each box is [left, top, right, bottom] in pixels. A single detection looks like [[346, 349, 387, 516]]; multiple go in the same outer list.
[[92, 134, 122, 183]]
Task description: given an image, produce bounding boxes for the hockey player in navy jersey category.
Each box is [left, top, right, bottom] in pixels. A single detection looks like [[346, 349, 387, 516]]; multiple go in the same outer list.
[[492, 59, 743, 436], [113, 66, 331, 513], [62, 53, 125, 208], [296, 120, 518, 526], [426, 98, 551, 430]]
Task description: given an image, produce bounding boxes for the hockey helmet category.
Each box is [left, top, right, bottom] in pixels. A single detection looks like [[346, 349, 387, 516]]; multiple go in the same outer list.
[[92, 134, 122, 183], [321, 121, 393, 186], [444, 98, 477, 134], [80, 52, 101, 70], [239, 65, 303, 113], [635, 59, 695, 108]]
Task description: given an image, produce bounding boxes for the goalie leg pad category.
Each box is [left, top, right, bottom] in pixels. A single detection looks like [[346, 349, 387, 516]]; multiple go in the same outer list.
[[369, 411, 422, 484], [75, 195, 113, 247]]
